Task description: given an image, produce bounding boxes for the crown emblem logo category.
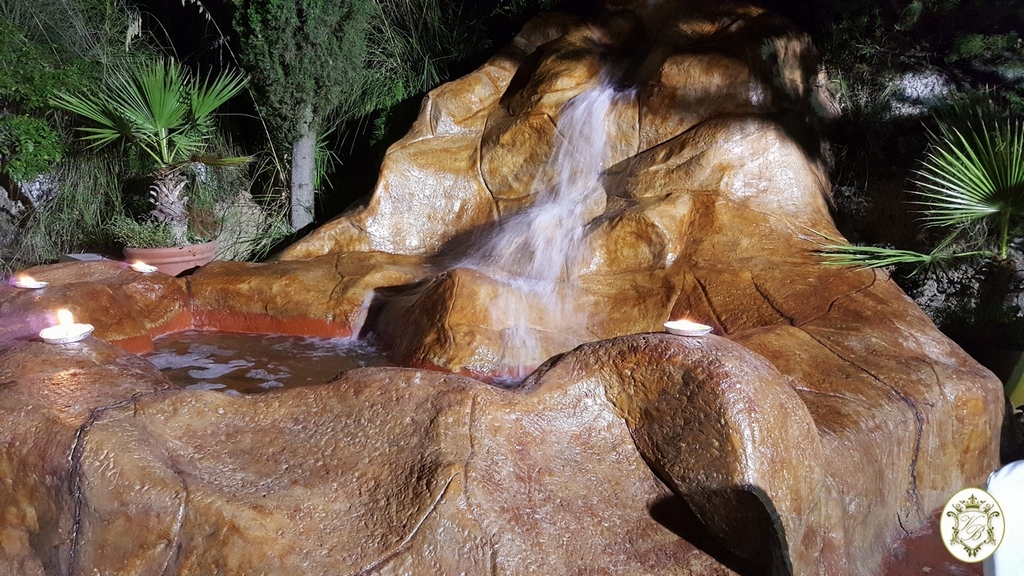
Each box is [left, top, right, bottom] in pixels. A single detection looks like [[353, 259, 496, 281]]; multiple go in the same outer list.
[[952, 494, 994, 514], [940, 488, 1005, 563]]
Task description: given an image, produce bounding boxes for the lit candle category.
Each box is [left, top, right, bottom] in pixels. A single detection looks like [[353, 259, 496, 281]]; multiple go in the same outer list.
[[664, 318, 713, 336], [129, 260, 158, 273], [39, 309, 94, 344], [12, 275, 48, 289]]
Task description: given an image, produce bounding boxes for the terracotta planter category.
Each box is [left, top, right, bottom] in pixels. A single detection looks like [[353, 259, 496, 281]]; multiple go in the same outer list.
[[124, 241, 217, 277]]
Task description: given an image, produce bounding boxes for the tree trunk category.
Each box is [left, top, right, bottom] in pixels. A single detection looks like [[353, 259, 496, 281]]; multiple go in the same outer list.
[[290, 103, 316, 230], [150, 172, 189, 245]]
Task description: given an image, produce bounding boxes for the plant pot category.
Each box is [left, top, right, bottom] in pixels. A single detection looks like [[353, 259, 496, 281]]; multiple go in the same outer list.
[[123, 241, 217, 277]]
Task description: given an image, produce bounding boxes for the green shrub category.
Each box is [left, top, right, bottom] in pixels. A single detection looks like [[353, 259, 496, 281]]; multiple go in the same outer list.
[[51, 59, 249, 246], [3, 151, 124, 268], [107, 214, 179, 249], [948, 32, 1021, 62], [0, 116, 64, 183], [0, 0, 159, 270]]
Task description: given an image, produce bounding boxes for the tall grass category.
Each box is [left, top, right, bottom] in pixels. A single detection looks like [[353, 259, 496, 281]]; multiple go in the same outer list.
[[2, 150, 124, 273], [1, 0, 155, 273]]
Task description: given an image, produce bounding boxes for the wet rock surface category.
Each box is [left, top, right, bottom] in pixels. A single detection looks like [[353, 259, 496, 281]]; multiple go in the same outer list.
[[189, 252, 429, 339], [0, 1, 1004, 575], [0, 338, 172, 575], [0, 261, 191, 353], [70, 350, 743, 575]]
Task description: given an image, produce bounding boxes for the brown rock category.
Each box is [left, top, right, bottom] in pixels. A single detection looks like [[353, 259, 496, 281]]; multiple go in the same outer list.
[[0, 324, 999, 575], [189, 252, 428, 338], [479, 26, 617, 207], [369, 110, 841, 376], [0, 338, 171, 575], [68, 364, 735, 574], [284, 0, 1000, 569], [283, 9, 1001, 570], [0, 261, 191, 353], [0, 1, 1004, 574], [374, 267, 589, 379], [533, 333, 844, 574], [374, 265, 681, 379], [277, 4, 836, 381]]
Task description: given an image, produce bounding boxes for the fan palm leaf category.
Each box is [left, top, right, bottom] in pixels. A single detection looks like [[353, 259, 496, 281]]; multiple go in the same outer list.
[[52, 59, 248, 246], [114, 62, 190, 164], [816, 104, 1022, 272], [189, 69, 249, 120], [912, 117, 1024, 257], [814, 230, 990, 275], [819, 243, 935, 269], [190, 154, 252, 167], [52, 60, 248, 170], [49, 92, 132, 148]]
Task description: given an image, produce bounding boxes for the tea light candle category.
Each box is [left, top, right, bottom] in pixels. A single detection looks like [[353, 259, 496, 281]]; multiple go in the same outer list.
[[39, 309, 94, 344], [664, 319, 713, 336], [12, 275, 48, 289], [129, 261, 158, 274]]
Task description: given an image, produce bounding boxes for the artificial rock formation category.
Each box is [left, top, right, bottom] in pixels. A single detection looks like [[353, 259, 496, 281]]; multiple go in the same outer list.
[[0, 1, 1004, 575], [0, 261, 191, 352], [281, 2, 841, 379]]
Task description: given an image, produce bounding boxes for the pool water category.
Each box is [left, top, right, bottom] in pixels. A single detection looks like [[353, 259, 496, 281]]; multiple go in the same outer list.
[[146, 330, 392, 394]]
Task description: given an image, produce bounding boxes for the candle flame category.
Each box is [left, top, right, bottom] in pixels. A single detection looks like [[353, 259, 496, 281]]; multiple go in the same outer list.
[[57, 309, 74, 326], [664, 317, 713, 336]]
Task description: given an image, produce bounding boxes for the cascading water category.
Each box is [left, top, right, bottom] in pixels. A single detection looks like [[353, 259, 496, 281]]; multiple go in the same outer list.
[[462, 80, 633, 380]]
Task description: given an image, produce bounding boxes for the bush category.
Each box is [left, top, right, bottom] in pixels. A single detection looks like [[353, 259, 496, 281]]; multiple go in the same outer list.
[[948, 33, 1020, 62], [2, 151, 124, 271], [0, 116, 63, 183]]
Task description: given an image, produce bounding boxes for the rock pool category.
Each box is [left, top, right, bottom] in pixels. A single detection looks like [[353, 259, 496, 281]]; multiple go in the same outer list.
[[146, 330, 391, 393]]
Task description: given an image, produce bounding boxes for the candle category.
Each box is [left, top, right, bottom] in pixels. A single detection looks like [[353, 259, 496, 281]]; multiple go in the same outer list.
[[39, 309, 94, 344], [129, 260, 158, 273], [12, 275, 48, 289], [664, 319, 713, 336]]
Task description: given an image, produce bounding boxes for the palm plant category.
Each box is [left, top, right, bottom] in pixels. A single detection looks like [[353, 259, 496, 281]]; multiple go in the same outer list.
[[819, 109, 1024, 273], [51, 59, 248, 246]]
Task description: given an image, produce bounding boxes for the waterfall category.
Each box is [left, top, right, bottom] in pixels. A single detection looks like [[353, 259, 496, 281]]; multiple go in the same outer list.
[[462, 80, 631, 381]]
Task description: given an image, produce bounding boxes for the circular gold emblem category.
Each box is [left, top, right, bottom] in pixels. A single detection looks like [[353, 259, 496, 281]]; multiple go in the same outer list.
[[939, 487, 1005, 563]]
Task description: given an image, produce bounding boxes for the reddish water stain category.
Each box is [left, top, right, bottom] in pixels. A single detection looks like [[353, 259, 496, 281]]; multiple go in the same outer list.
[[147, 330, 391, 394], [882, 512, 983, 576]]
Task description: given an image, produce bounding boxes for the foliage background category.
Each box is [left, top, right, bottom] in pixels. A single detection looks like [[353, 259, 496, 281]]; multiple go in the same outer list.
[[0, 0, 151, 272], [6, 0, 1022, 354], [765, 0, 1024, 348]]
